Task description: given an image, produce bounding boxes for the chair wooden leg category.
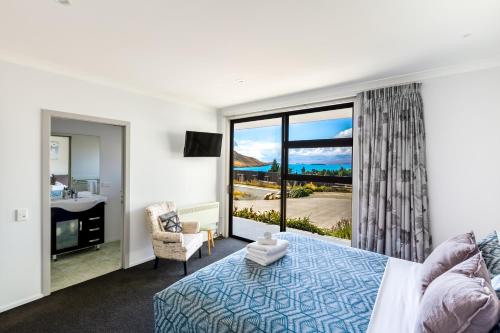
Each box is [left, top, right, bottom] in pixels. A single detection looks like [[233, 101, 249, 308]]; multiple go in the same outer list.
[[199, 247, 202, 258], [207, 231, 212, 256], [154, 257, 159, 269], [183, 261, 187, 276]]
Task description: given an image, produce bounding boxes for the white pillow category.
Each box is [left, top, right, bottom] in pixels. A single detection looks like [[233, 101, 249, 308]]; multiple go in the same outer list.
[[493, 275, 500, 291]]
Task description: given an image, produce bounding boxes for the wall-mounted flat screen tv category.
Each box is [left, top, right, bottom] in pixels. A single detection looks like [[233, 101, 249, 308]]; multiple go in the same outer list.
[[184, 131, 223, 157]]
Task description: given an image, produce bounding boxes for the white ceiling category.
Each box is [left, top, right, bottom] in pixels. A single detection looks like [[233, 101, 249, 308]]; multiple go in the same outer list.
[[1, 0, 500, 108]]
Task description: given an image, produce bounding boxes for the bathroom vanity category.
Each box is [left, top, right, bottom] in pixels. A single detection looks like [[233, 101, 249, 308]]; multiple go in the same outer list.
[[51, 195, 106, 260]]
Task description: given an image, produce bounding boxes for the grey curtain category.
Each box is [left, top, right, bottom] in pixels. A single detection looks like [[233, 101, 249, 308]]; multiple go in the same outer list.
[[357, 83, 432, 263]]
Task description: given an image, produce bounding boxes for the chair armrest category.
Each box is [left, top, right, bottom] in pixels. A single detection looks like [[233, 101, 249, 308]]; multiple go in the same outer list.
[[152, 231, 183, 243], [181, 221, 200, 234]]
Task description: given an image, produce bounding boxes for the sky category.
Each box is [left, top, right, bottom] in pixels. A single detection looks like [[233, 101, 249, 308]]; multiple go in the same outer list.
[[234, 118, 352, 164]]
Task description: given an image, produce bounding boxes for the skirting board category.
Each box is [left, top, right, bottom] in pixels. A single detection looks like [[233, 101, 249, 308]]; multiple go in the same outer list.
[[128, 255, 155, 268], [0, 293, 44, 313]]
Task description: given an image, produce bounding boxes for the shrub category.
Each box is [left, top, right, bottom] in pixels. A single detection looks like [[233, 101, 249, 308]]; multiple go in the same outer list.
[[233, 190, 250, 200], [330, 217, 352, 240], [288, 186, 313, 198], [232, 207, 352, 240]]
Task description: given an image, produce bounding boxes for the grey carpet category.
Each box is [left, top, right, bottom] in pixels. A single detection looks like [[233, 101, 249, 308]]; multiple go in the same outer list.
[[0, 238, 247, 333]]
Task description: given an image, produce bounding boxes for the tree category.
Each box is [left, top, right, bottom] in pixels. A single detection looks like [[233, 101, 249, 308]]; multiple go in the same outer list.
[[269, 159, 280, 172], [301, 166, 306, 174]]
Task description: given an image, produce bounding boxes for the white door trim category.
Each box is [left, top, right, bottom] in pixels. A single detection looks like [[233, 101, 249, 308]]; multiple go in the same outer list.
[[41, 109, 131, 296]]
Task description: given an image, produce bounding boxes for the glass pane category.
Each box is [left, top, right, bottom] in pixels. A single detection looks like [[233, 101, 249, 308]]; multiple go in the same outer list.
[[232, 118, 281, 240], [56, 219, 79, 250], [286, 181, 352, 242], [289, 108, 352, 141], [288, 147, 352, 176]]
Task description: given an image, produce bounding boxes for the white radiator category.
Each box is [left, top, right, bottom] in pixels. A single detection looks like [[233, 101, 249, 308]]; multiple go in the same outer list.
[[178, 202, 219, 240]]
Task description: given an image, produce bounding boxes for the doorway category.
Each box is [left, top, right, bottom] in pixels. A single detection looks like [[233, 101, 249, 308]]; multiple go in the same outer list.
[[229, 103, 354, 243], [42, 110, 130, 296]]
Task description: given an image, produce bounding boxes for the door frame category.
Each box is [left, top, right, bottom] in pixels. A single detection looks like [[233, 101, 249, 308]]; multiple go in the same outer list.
[[41, 109, 131, 296], [228, 102, 354, 242]]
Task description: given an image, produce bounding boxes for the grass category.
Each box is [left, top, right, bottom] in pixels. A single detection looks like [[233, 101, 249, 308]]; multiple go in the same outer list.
[[234, 179, 280, 189], [233, 207, 352, 240]]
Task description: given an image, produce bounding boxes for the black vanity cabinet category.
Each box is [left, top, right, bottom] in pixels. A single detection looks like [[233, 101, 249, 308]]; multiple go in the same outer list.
[[51, 202, 105, 258]]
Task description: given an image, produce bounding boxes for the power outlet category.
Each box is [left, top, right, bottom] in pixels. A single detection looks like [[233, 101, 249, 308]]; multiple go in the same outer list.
[[16, 208, 29, 222]]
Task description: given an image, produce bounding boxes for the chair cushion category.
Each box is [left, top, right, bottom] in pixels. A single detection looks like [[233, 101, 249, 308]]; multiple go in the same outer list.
[[420, 231, 478, 293], [415, 253, 500, 333], [478, 231, 500, 277], [159, 211, 183, 233], [183, 233, 203, 259]]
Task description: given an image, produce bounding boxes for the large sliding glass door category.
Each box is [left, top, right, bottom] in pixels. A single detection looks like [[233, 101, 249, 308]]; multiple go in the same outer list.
[[230, 103, 353, 243], [230, 117, 283, 241]]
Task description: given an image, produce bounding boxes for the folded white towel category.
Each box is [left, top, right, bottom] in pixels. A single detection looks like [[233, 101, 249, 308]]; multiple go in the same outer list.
[[247, 239, 289, 256], [246, 248, 287, 266], [256, 237, 277, 246], [247, 247, 282, 262]]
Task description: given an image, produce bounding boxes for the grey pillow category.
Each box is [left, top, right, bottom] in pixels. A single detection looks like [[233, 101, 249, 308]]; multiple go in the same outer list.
[[158, 211, 182, 233], [415, 253, 500, 333], [478, 231, 500, 277], [420, 231, 478, 293]]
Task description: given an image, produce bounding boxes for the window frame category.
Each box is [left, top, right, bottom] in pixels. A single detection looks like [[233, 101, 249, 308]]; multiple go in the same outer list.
[[229, 102, 354, 239]]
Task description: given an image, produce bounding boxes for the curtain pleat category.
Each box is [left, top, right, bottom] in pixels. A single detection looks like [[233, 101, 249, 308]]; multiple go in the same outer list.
[[357, 83, 432, 263]]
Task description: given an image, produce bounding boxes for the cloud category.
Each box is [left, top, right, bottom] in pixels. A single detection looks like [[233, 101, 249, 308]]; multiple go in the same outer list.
[[234, 140, 280, 162], [335, 128, 352, 138], [289, 147, 352, 164]]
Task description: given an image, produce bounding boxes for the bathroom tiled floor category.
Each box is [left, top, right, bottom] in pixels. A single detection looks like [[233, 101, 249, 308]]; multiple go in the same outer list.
[[51, 240, 121, 292]]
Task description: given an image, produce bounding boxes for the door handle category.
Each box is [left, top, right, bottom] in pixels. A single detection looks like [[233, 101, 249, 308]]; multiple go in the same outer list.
[[89, 217, 100, 221], [89, 227, 100, 232], [79, 221, 82, 231]]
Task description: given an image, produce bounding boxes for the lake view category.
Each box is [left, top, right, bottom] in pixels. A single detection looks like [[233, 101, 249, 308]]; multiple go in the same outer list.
[[234, 163, 352, 173]]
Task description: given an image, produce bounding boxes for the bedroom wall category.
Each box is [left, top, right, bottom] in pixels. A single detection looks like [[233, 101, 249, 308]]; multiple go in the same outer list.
[[220, 64, 500, 248], [423, 67, 500, 245], [0, 60, 218, 312]]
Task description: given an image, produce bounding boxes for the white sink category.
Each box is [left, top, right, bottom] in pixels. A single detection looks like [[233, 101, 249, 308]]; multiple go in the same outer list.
[[51, 195, 107, 212]]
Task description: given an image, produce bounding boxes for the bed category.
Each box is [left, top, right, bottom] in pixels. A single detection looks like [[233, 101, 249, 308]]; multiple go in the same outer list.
[[154, 232, 423, 333]]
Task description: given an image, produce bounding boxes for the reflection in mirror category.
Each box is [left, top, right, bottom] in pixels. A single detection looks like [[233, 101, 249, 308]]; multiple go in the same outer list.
[[50, 136, 70, 199]]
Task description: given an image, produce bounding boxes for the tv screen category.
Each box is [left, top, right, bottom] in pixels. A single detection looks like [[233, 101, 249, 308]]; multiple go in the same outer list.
[[184, 131, 223, 157]]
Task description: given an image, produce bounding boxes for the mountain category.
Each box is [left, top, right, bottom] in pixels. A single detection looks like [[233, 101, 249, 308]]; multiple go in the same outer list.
[[233, 151, 268, 167]]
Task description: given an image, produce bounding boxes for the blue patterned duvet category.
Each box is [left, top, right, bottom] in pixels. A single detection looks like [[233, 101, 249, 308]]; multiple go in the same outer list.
[[154, 233, 388, 333]]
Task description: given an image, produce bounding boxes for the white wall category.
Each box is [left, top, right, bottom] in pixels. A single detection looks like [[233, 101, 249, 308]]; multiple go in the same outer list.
[[0, 60, 218, 312], [220, 65, 500, 248], [52, 119, 123, 243], [422, 67, 500, 245]]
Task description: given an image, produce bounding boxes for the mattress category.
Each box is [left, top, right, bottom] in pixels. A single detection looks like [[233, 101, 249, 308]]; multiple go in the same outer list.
[[154, 232, 390, 333]]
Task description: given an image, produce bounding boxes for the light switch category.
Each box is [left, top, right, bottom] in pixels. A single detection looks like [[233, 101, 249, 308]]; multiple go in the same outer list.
[[16, 208, 29, 222]]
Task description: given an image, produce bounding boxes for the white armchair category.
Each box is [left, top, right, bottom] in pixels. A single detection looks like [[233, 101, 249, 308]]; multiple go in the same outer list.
[[145, 201, 203, 275]]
